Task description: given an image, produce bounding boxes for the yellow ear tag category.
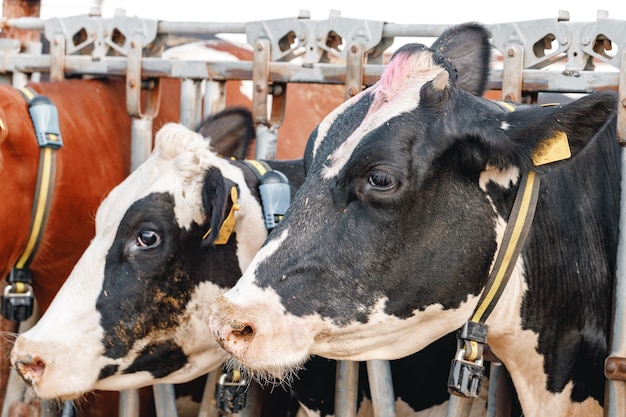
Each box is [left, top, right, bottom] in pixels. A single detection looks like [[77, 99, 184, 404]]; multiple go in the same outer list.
[[202, 186, 240, 244], [532, 131, 571, 166]]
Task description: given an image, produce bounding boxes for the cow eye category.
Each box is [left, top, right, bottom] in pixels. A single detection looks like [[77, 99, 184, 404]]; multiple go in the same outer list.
[[137, 230, 161, 248], [368, 171, 396, 189]]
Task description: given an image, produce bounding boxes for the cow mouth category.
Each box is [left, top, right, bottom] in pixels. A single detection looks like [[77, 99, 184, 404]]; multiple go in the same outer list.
[[222, 355, 306, 387]]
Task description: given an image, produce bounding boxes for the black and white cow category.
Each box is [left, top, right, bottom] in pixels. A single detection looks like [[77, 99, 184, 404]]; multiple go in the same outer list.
[[10, 109, 487, 416], [208, 23, 620, 417], [9, 113, 302, 399]]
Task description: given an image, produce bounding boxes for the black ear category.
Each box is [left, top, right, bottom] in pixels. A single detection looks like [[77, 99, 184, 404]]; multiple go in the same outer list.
[[197, 107, 255, 159], [201, 167, 239, 245], [503, 92, 618, 170], [430, 23, 492, 96]]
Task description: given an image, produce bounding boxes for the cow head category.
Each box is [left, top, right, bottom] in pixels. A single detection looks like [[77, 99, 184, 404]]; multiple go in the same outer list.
[[208, 23, 619, 416], [10, 109, 304, 400]]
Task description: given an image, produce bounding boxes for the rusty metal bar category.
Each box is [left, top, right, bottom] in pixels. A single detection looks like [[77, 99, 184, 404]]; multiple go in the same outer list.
[[6, 54, 620, 95], [501, 44, 524, 102], [345, 42, 365, 100], [604, 46, 626, 417]]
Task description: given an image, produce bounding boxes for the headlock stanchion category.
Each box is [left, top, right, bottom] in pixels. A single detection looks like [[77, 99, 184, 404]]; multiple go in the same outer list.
[[605, 46, 626, 417], [3, 9, 626, 417]]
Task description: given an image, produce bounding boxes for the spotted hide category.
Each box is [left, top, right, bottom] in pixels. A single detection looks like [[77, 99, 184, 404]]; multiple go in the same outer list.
[[10, 112, 489, 417], [8, 108, 302, 397], [208, 23, 620, 417]]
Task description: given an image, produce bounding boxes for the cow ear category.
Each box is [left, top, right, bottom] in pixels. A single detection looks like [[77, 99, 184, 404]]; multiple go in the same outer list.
[[201, 167, 239, 246], [511, 92, 617, 168], [197, 107, 255, 160], [430, 23, 492, 96], [420, 70, 451, 108]]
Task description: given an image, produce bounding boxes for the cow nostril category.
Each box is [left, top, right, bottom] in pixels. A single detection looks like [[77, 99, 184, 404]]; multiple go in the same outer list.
[[15, 357, 46, 384], [232, 323, 254, 340]]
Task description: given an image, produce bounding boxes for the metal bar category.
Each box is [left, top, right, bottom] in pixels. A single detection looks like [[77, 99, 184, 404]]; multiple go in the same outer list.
[[251, 38, 270, 125], [130, 118, 154, 172], [180, 78, 203, 130], [345, 41, 365, 100], [501, 44, 524, 102], [153, 384, 179, 417], [119, 389, 140, 417], [198, 372, 220, 417], [604, 46, 626, 417], [444, 394, 473, 417], [335, 361, 358, 417], [204, 80, 226, 116], [7, 54, 621, 94], [365, 360, 395, 417], [3, 17, 456, 39]]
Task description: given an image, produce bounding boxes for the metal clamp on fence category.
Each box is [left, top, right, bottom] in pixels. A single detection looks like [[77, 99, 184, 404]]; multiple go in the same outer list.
[[447, 321, 487, 398], [2, 271, 34, 322], [215, 369, 248, 414]]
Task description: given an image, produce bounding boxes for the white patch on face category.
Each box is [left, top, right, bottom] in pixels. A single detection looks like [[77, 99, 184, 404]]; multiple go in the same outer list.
[[321, 78, 430, 180], [311, 91, 366, 160], [312, 51, 445, 179], [309, 296, 479, 361], [214, 273, 481, 378], [500, 121, 510, 130], [11, 242, 111, 398]]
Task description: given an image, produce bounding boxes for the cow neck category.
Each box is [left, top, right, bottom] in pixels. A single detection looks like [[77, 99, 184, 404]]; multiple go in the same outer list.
[[449, 101, 573, 399], [2, 87, 63, 322]]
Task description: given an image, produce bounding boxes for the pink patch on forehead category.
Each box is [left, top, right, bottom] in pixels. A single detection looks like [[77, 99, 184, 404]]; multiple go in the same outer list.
[[370, 49, 439, 111]]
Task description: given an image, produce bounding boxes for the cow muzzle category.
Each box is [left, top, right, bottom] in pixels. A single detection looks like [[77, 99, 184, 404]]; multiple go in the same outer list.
[[13, 354, 46, 387], [208, 294, 317, 380]]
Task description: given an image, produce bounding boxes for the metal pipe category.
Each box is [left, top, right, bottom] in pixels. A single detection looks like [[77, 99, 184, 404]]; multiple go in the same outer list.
[[119, 388, 140, 417], [180, 78, 203, 130], [198, 373, 220, 417], [444, 394, 473, 417], [3, 17, 459, 39], [366, 360, 395, 417], [605, 147, 626, 417], [153, 384, 179, 417], [335, 361, 358, 417], [130, 117, 154, 172]]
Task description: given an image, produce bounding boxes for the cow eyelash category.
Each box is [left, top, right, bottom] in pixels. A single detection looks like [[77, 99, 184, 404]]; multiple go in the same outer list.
[[136, 230, 161, 248], [368, 170, 396, 189]]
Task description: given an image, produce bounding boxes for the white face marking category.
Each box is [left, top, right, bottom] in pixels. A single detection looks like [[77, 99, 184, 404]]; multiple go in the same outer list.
[[500, 121, 510, 130], [312, 51, 445, 179], [216, 267, 482, 376]]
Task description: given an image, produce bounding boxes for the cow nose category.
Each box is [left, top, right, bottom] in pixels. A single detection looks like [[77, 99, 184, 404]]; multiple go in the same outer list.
[[13, 355, 47, 386], [231, 321, 255, 339], [213, 319, 257, 353], [209, 296, 257, 356]]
